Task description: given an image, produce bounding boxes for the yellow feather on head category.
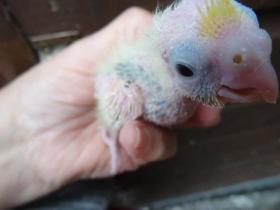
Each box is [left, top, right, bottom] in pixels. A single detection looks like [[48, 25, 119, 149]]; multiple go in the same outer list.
[[197, 0, 242, 39]]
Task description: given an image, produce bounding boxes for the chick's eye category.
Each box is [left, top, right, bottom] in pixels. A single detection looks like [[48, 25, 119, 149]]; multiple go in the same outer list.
[[176, 64, 194, 77]]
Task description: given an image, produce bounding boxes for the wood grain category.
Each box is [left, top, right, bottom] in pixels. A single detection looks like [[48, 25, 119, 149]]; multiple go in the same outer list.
[[9, 0, 279, 40], [0, 3, 36, 87], [260, 9, 280, 39], [8, 0, 171, 38], [241, 0, 280, 9]]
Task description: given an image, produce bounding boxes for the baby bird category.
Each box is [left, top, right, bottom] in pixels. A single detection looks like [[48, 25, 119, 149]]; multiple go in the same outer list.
[[94, 0, 279, 174]]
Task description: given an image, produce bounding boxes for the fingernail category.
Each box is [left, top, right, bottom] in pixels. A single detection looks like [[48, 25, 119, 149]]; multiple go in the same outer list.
[[122, 123, 141, 149]]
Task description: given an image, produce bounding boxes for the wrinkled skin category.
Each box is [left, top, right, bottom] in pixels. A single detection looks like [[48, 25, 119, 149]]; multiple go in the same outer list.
[[0, 8, 221, 209]]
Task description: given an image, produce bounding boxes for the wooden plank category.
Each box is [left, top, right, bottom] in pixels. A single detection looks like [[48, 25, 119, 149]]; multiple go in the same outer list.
[[241, 0, 280, 10], [272, 39, 280, 81], [8, 0, 170, 39], [259, 9, 280, 39], [8, 0, 280, 45], [0, 3, 36, 87]]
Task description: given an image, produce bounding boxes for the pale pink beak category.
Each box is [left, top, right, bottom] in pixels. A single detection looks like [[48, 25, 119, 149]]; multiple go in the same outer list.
[[218, 62, 279, 104]]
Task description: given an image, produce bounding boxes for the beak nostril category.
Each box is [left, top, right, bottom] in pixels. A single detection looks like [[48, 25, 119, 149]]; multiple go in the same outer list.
[[233, 54, 243, 64], [176, 64, 194, 77]]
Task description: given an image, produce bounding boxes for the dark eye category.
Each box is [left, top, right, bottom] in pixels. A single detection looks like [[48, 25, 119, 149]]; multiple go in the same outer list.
[[176, 64, 194, 77]]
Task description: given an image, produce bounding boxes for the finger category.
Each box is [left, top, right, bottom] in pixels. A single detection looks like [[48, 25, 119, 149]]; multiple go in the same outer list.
[[183, 104, 222, 128], [55, 7, 153, 72], [82, 7, 153, 49], [119, 121, 177, 170]]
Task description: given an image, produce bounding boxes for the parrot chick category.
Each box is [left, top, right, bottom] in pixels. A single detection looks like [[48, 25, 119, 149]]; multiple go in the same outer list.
[[94, 0, 279, 174]]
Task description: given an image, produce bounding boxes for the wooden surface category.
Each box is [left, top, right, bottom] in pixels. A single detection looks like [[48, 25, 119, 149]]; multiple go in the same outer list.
[[259, 9, 280, 39], [8, 0, 171, 38], [0, 2, 36, 87], [242, 0, 280, 9], [7, 0, 280, 37], [0, 0, 279, 209]]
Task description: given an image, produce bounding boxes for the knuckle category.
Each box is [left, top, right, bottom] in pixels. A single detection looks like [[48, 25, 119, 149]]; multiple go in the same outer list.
[[122, 7, 152, 34]]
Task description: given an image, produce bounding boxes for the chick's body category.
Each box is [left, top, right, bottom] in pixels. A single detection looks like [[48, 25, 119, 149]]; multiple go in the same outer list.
[[95, 38, 197, 131], [94, 0, 279, 174], [95, 38, 197, 174]]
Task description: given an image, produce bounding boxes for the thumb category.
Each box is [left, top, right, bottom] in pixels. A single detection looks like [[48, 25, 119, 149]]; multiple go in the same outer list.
[[118, 121, 177, 171]]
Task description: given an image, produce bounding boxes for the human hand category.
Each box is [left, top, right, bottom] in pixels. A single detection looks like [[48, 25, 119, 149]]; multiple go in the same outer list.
[[0, 8, 220, 209]]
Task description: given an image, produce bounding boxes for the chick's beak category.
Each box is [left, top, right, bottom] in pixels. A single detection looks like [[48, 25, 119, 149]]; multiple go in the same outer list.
[[218, 62, 279, 104]]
